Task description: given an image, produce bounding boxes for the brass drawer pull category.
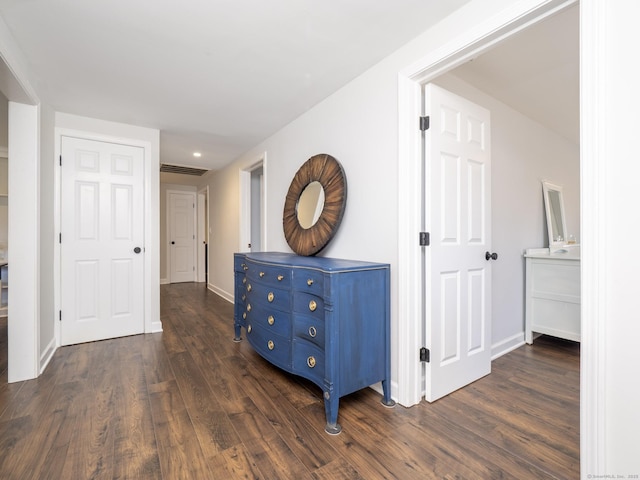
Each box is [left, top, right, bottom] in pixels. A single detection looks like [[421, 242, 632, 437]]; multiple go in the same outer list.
[[268, 315, 275, 325], [247, 303, 252, 312], [241, 294, 246, 301], [247, 324, 252, 333], [268, 340, 274, 350], [242, 263, 248, 271], [308, 326, 317, 338], [247, 284, 252, 292], [242, 312, 247, 320], [307, 279, 314, 286], [267, 292, 274, 302], [309, 300, 317, 312], [307, 356, 316, 368], [242, 277, 247, 285], [277, 275, 284, 281], [259, 271, 265, 277]]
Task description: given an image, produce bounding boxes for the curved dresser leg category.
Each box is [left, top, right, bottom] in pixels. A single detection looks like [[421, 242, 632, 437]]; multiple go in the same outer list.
[[323, 392, 341, 435], [381, 379, 396, 408], [233, 324, 242, 342]]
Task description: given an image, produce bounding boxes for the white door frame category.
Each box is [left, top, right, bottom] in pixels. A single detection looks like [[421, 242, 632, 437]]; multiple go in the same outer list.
[[398, 0, 609, 472], [239, 152, 267, 252], [166, 189, 197, 283], [397, 0, 578, 407], [54, 128, 160, 345], [7, 103, 40, 383], [1, 35, 41, 382], [197, 186, 209, 283]]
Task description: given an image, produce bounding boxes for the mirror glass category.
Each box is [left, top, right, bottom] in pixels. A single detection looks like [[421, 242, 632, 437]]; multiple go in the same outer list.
[[296, 181, 325, 229], [542, 181, 567, 248]]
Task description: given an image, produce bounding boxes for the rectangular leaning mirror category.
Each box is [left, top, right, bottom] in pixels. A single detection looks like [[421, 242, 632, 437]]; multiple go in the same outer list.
[[542, 181, 567, 251]]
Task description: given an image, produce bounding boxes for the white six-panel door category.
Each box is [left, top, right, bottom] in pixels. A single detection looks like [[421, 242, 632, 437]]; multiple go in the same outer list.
[[61, 136, 145, 345], [424, 84, 492, 402], [168, 191, 196, 283]]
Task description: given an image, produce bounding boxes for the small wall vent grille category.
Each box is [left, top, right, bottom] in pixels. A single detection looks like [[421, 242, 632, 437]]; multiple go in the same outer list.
[[160, 164, 209, 176]]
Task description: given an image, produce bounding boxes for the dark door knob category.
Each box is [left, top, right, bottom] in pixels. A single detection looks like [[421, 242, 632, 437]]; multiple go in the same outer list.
[[485, 251, 498, 261], [134, 247, 142, 254], [171, 241, 175, 245]]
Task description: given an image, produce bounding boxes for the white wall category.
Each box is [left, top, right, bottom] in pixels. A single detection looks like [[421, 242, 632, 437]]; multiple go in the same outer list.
[[205, 0, 563, 399], [434, 73, 580, 348]]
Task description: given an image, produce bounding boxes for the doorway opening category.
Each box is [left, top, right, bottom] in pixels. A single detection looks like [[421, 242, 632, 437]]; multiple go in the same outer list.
[[397, 0, 579, 407], [239, 153, 267, 253], [197, 187, 209, 284]]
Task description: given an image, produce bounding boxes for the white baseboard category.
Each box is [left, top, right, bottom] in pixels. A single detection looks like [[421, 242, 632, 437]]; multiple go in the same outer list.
[[40, 337, 57, 374], [160, 278, 169, 285], [150, 320, 163, 333], [208, 283, 234, 304], [491, 332, 525, 360]]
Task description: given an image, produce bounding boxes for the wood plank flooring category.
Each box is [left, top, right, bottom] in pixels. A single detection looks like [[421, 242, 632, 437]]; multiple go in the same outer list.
[[0, 283, 580, 479]]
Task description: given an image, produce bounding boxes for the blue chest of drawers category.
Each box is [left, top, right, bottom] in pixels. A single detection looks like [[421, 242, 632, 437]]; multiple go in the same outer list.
[[234, 252, 394, 434]]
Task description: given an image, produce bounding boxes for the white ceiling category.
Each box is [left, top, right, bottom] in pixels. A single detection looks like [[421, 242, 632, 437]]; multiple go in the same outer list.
[[452, 4, 579, 145], [0, 0, 472, 171]]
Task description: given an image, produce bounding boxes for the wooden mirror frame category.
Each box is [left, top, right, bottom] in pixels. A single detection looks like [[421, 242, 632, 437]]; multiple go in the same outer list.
[[283, 154, 347, 256]]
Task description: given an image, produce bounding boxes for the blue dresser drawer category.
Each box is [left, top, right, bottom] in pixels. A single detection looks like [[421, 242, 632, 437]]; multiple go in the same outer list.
[[247, 308, 291, 337], [246, 283, 290, 312], [246, 262, 291, 289], [293, 313, 325, 349], [292, 339, 325, 388], [247, 323, 291, 370], [293, 292, 324, 318], [235, 254, 249, 273], [292, 268, 324, 296]]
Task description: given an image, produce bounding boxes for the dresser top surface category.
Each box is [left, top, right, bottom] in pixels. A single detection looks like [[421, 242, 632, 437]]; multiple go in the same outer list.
[[237, 252, 389, 272]]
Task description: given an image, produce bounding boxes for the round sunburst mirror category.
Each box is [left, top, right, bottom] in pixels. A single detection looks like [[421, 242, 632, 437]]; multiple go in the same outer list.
[[283, 154, 347, 256]]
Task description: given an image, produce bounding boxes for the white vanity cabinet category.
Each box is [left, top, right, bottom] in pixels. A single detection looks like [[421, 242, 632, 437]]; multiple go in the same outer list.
[[524, 248, 580, 344]]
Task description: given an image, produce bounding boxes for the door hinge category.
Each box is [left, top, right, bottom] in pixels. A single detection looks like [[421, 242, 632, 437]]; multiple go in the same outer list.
[[59, 310, 62, 322], [420, 347, 430, 363], [419, 116, 430, 131], [419, 232, 430, 246]]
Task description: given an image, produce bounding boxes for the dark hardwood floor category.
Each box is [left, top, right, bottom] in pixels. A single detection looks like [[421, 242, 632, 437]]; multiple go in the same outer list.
[[0, 284, 579, 479]]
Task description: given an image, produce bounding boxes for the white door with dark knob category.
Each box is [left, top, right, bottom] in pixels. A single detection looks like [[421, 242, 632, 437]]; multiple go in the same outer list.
[[424, 84, 492, 401], [61, 136, 144, 345]]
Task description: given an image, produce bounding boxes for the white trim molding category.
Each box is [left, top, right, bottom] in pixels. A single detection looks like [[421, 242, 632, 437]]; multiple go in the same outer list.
[[7, 102, 40, 382], [580, 0, 608, 473], [208, 283, 233, 304]]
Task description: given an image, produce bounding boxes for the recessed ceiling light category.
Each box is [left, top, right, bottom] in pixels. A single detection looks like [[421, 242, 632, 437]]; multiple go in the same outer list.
[[193, 152, 202, 157]]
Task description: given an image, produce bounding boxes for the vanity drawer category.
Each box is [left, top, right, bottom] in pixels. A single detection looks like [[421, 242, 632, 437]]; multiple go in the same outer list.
[[247, 308, 291, 337], [293, 313, 325, 349], [292, 339, 325, 387], [246, 283, 290, 312], [247, 323, 291, 369], [246, 263, 291, 288], [292, 268, 324, 296], [293, 292, 324, 319]]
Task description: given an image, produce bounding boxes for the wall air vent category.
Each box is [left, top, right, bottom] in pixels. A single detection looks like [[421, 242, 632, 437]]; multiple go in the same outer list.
[[160, 164, 209, 176]]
